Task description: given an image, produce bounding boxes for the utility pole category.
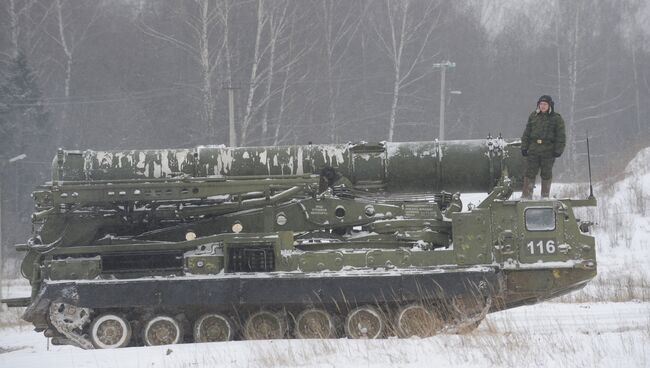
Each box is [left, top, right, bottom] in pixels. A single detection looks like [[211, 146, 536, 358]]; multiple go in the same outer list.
[[224, 83, 240, 147], [433, 61, 455, 140]]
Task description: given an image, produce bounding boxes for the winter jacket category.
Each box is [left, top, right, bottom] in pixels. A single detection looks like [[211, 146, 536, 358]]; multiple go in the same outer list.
[[521, 111, 566, 157]]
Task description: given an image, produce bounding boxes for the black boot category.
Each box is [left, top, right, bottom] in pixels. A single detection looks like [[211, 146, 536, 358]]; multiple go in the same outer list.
[[541, 179, 552, 198], [521, 177, 534, 200]]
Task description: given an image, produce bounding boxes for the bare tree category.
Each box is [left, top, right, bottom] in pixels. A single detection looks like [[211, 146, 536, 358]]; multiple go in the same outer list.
[[139, 0, 226, 141], [552, 1, 632, 172], [621, 0, 648, 134], [5, 0, 39, 58], [271, 9, 312, 146], [239, 0, 309, 146], [370, 0, 442, 141], [316, 0, 362, 142], [41, 0, 100, 146], [239, 0, 269, 146], [258, 1, 290, 143], [4, 0, 58, 79]]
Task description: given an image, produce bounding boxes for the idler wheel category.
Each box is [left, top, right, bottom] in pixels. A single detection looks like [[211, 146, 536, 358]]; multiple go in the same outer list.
[[345, 305, 384, 339], [243, 310, 287, 340], [193, 313, 235, 342], [395, 304, 441, 338], [294, 308, 336, 339], [90, 313, 132, 349], [143, 315, 183, 346]]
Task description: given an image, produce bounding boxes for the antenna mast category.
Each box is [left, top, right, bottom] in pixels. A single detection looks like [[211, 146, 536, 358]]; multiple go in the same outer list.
[[586, 131, 594, 200]]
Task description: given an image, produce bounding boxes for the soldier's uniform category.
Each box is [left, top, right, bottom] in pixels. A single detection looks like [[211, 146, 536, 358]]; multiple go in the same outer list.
[[520, 95, 565, 198]]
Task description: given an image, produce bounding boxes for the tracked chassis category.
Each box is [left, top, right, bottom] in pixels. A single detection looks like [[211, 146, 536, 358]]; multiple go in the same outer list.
[[2, 139, 597, 348]]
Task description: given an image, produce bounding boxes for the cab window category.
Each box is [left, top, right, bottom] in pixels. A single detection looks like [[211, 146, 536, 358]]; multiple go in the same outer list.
[[525, 207, 555, 231]]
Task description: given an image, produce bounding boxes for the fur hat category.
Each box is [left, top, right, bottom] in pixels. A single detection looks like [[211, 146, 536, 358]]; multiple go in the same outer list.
[[537, 95, 554, 113]]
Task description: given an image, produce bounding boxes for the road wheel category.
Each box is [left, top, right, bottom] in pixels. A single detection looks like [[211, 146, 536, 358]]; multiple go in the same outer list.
[[295, 308, 336, 339], [143, 315, 183, 346], [243, 310, 287, 340], [395, 304, 441, 338], [193, 313, 235, 342], [90, 313, 132, 349], [344, 305, 384, 339]]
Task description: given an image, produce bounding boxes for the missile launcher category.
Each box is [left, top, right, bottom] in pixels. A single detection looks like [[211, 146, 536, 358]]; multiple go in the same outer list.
[[2, 138, 597, 349]]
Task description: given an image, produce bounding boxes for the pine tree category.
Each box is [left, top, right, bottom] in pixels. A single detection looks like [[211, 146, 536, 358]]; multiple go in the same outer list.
[[0, 51, 49, 159], [0, 51, 50, 267]]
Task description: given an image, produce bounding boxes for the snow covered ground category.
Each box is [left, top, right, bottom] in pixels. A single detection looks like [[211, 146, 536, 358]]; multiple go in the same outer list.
[[0, 300, 648, 367], [2, 148, 650, 367]]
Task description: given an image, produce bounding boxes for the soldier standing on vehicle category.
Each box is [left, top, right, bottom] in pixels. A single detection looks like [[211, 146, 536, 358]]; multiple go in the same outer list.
[[520, 95, 566, 199]]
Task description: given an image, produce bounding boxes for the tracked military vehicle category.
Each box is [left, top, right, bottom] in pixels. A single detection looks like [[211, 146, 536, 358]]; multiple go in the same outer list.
[[2, 138, 597, 349]]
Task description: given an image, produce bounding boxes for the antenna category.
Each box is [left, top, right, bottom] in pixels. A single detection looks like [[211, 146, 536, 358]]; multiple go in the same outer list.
[[586, 130, 595, 200]]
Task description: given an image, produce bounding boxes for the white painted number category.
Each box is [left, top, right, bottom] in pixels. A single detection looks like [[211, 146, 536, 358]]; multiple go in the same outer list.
[[526, 240, 556, 255]]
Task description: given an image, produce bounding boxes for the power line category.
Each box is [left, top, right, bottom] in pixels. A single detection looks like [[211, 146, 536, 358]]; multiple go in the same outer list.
[[5, 71, 421, 107], [6, 85, 194, 107]]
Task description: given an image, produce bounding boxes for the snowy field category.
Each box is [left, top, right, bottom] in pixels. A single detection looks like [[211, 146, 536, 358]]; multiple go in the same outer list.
[[0, 300, 648, 368], [2, 148, 650, 367]]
